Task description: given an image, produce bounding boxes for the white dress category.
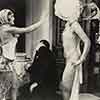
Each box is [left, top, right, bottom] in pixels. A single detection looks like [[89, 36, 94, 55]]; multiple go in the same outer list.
[[62, 23, 82, 100], [0, 36, 18, 100], [2, 37, 17, 60], [54, 1, 83, 100]]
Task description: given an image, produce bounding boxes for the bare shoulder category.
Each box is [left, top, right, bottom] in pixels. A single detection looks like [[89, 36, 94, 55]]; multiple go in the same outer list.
[[1, 26, 22, 34], [3, 26, 17, 32]]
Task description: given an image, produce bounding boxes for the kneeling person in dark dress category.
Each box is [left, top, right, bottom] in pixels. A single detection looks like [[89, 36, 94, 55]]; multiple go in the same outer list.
[[27, 40, 55, 92]]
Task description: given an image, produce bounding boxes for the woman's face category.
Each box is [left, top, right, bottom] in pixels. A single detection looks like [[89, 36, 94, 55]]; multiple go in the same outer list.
[[8, 13, 15, 25]]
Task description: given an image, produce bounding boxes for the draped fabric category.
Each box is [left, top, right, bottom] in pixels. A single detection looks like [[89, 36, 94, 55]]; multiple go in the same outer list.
[[62, 22, 83, 100], [0, 58, 17, 100], [69, 65, 82, 100], [2, 37, 18, 60]]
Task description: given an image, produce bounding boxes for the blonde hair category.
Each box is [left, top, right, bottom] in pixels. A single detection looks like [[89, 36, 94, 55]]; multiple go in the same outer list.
[[0, 9, 13, 24]]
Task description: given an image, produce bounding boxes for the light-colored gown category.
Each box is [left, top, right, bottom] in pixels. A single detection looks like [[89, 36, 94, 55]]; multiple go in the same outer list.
[[0, 30, 18, 99], [55, 0, 83, 100]]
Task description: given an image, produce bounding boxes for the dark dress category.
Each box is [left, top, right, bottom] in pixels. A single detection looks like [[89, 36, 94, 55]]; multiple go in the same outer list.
[[28, 46, 56, 86]]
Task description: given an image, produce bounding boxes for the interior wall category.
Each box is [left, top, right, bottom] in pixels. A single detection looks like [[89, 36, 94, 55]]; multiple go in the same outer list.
[[25, 0, 51, 57]]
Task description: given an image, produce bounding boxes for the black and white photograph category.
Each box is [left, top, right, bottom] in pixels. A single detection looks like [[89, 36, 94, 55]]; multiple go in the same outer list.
[[0, 0, 100, 100], [54, 0, 100, 100], [0, 0, 55, 100]]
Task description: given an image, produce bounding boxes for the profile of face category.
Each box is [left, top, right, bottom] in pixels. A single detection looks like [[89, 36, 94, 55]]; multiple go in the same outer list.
[[0, 9, 15, 25], [8, 12, 15, 25]]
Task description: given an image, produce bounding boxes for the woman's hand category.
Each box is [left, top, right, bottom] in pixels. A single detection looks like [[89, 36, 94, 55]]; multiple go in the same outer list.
[[5, 11, 49, 34], [72, 59, 82, 67], [40, 11, 49, 23], [24, 62, 32, 71], [72, 57, 85, 68]]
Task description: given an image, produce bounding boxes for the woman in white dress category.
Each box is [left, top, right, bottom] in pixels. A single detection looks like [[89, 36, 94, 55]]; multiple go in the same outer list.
[[55, 0, 91, 100], [0, 9, 46, 100]]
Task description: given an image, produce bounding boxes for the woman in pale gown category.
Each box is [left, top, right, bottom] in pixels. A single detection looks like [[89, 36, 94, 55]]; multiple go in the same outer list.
[[0, 9, 46, 100], [55, 0, 91, 100]]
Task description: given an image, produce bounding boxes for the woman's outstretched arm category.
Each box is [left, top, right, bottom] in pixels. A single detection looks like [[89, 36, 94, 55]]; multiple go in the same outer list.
[[5, 13, 48, 34], [5, 19, 44, 34]]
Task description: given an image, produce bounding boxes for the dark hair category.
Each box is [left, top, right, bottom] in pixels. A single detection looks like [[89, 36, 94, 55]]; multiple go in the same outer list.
[[40, 40, 50, 49], [0, 46, 2, 56]]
